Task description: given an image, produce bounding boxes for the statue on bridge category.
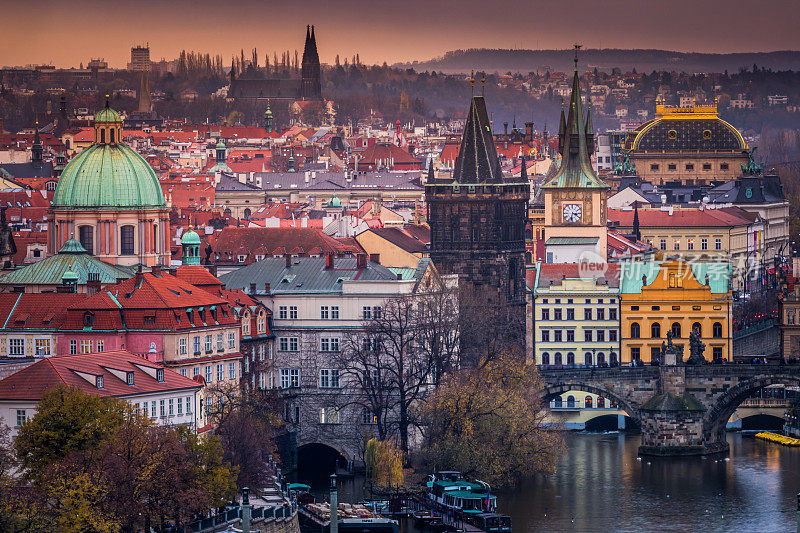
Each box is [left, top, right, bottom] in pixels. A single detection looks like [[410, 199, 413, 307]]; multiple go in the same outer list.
[[660, 330, 683, 366], [686, 330, 706, 365]]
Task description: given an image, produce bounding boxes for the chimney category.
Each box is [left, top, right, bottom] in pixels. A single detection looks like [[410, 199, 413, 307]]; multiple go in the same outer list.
[[285, 254, 292, 268], [304, 171, 310, 183], [208, 264, 218, 277], [369, 253, 380, 264], [525, 121, 533, 140], [249, 282, 257, 294], [87, 272, 101, 294], [151, 265, 161, 276], [264, 282, 271, 293], [325, 253, 334, 269], [397, 273, 403, 280], [356, 253, 367, 269]]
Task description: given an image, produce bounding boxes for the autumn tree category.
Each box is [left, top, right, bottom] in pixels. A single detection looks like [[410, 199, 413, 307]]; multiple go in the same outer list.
[[365, 438, 404, 489], [420, 351, 563, 489], [15, 384, 127, 481], [335, 272, 461, 455]]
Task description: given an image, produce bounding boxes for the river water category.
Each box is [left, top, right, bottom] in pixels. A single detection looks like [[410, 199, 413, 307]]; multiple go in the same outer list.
[[304, 432, 800, 532]]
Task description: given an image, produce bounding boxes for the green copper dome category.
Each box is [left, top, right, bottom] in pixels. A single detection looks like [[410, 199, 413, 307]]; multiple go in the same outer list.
[[52, 144, 165, 209], [181, 228, 201, 245], [215, 139, 226, 150], [94, 106, 122, 124], [58, 238, 88, 254], [326, 195, 341, 208], [62, 268, 79, 282]]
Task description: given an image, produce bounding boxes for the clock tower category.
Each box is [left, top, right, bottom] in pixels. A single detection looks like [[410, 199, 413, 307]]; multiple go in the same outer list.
[[542, 47, 610, 263]]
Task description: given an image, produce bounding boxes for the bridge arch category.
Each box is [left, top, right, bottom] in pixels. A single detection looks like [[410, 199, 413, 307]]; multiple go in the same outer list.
[[297, 441, 354, 477], [702, 374, 800, 444], [540, 381, 644, 427]]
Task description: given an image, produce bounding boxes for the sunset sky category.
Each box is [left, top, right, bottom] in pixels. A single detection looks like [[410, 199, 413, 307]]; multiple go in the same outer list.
[[2, 0, 798, 68]]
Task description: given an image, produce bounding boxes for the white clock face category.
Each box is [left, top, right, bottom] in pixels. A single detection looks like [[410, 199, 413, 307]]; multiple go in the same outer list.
[[563, 203, 582, 223]]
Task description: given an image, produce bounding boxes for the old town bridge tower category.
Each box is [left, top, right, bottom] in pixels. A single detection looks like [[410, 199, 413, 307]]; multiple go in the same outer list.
[[426, 92, 530, 347]]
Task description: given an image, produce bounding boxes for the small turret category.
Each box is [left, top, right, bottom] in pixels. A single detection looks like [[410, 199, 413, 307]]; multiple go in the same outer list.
[[31, 121, 43, 164], [264, 100, 273, 133], [181, 226, 202, 265]]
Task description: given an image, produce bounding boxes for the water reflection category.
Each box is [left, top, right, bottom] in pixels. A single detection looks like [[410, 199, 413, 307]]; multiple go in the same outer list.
[[503, 433, 800, 532], [297, 433, 800, 532]]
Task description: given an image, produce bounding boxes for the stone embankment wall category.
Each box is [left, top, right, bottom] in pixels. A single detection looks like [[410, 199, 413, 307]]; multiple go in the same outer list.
[[733, 325, 780, 357]]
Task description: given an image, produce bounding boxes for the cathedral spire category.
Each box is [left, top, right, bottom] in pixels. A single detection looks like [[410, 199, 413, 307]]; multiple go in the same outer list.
[[137, 63, 152, 113], [557, 101, 566, 156]]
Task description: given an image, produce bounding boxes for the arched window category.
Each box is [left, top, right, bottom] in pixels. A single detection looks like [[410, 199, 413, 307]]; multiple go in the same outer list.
[[651, 322, 661, 338], [712, 322, 722, 338], [566, 395, 575, 408], [671, 322, 681, 338], [554, 396, 563, 408], [692, 322, 702, 336], [585, 396, 593, 409], [584, 353, 593, 366], [554, 352, 563, 365], [79, 226, 94, 255], [609, 352, 618, 365], [541, 352, 550, 365], [120, 225, 135, 255], [243, 208, 252, 219], [110, 129, 115, 143], [100, 129, 105, 143], [83, 312, 94, 327], [597, 352, 606, 365], [525, 228, 533, 240], [567, 352, 575, 365], [224, 208, 232, 217], [597, 397, 606, 408], [630, 322, 640, 339]]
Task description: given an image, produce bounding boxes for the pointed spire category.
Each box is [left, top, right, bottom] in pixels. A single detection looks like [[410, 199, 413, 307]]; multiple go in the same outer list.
[[557, 101, 566, 156], [585, 101, 594, 154], [32, 120, 43, 164], [427, 161, 435, 182], [542, 47, 608, 190], [451, 94, 503, 184], [632, 201, 641, 242]]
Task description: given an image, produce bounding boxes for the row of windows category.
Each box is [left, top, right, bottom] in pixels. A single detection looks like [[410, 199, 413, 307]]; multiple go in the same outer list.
[[540, 351, 619, 366], [629, 321, 723, 339], [540, 329, 618, 342], [177, 332, 236, 356], [649, 163, 728, 172], [277, 306, 382, 321], [541, 298, 616, 304], [241, 312, 267, 336], [278, 336, 342, 352], [552, 395, 617, 409], [277, 368, 346, 389], [178, 362, 238, 383], [134, 396, 194, 419], [541, 308, 618, 321], [76, 224, 139, 256], [68, 339, 105, 355], [654, 237, 723, 251]]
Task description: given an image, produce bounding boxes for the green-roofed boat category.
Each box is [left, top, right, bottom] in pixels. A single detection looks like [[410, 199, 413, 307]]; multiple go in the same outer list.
[[424, 472, 511, 532]]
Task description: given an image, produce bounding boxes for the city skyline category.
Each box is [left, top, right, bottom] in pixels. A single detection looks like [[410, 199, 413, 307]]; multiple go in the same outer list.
[[2, 0, 799, 68]]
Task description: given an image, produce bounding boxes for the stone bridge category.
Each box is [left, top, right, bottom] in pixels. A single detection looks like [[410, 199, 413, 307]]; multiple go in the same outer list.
[[538, 365, 800, 456]]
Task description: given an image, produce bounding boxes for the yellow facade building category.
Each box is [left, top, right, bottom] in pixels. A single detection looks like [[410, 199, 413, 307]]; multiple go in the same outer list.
[[619, 259, 732, 364]]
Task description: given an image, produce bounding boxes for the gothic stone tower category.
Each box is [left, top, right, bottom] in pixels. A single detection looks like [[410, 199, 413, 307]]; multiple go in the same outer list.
[[426, 93, 529, 345], [301, 25, 322, 100]]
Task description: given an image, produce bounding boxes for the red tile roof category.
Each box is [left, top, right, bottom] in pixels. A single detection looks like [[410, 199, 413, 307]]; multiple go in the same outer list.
[[608, 207, 752, 228], [0, 292, 86, 331], [174, 265, 223, 290], [532, 262, 621, 289], [209, 227, 359, 264], [0, 350, 201, 401]]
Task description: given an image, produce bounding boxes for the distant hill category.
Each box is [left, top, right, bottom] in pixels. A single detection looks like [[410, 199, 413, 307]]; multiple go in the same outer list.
[[394, 49, 800, 74]]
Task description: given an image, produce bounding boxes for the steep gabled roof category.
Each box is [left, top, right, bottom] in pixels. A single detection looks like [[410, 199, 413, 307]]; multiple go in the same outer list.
[[0, 350, 201, 401], [451, 96, 504, 184]]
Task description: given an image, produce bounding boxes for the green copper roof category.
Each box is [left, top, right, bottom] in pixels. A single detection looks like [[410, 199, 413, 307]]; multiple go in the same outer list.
[[52, 143, 165, 209], [0, 248, 132, 286], [58, 238, 88, 254], [215, 139, 226, 150], [619, 260, 730, 294], [541, 55, 608, 190], [326, 195, 341, 208], [181, 228, 201, 245], [94, 106, 122, 124], [62, 269, 79, 282]]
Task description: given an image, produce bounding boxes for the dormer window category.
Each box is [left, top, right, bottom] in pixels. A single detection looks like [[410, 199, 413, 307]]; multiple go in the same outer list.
[[126, 371, 134, 386], [95, 375, 104, 389], [156, 368, 164, 382], [83, 312, 94, 327]]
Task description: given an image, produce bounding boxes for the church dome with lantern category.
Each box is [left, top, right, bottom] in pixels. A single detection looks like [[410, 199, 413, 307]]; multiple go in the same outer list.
[[48, 98, 170, 267], [52, 100, 165, 209]]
